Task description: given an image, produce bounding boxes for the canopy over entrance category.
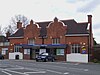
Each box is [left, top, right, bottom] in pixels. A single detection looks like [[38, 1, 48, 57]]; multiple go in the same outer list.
[[16, 44, 67, 49]]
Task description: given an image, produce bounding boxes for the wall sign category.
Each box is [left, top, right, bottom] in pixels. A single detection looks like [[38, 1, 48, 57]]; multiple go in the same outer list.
[[82, 46, 86, 54]]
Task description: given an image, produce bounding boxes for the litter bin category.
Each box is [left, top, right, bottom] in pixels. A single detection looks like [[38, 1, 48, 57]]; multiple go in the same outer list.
[[15, 55, 19, 60]]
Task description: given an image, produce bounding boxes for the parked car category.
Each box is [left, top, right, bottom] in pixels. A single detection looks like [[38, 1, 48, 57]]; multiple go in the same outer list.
[[0, 54, 4, 59], [36, 52, 55, 62]]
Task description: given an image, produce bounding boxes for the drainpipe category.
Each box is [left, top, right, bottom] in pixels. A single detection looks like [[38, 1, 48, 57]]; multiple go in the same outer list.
[[88, 15, 92, 62]]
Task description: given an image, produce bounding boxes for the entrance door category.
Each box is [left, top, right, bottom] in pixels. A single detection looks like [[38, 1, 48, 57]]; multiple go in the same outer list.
[[30, 49, 36, 60]]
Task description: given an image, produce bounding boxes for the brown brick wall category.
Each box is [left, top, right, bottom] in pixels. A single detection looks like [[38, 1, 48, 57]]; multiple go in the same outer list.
[[10, 38, 24, 45], [24, 24, 40, 40], [47, 20, 66, 44], [8, 19, 91, 61], [24, 54, 30, 60], [66, 36, 89, 54]]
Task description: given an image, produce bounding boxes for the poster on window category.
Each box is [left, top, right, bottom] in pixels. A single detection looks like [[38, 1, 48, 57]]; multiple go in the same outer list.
[[56, 49, 64, 55]]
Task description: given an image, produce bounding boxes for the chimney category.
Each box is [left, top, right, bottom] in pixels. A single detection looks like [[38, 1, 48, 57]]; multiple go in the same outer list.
[[88, 15, 92, 25], [88, 15, 93, 61], [6, 31, 10, 38], [17, 20, 22, 29], [87, 15, 92, 32]]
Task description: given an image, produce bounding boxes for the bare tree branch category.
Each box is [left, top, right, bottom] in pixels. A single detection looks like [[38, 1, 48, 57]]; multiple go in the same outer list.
[[3, 14, 29, 35]]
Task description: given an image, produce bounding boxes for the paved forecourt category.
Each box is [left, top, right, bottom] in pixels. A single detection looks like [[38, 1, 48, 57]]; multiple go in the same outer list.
[[0, 60, 100, 75]]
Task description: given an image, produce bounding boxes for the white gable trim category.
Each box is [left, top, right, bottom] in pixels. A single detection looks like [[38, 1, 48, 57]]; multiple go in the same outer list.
[[8, 37, 24, 39], [65, 34, 89, 36]]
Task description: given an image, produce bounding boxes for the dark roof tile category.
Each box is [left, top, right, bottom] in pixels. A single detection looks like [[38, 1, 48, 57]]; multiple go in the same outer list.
[[36, 21, 51, 37], [10, 28, 24, 37], [61, 20, 88, 34], [9, 19, 89, 38]]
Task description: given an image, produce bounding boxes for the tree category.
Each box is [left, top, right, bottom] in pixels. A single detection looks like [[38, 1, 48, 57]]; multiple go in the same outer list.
[[11, 14, 29, 28], [3, 25, 14, 35], [3, 14, 29, 35]]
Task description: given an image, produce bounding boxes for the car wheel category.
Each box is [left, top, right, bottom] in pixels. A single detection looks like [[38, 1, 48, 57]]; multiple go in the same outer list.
[[44, 58, 48, 62], [36, 59, 38, 62]]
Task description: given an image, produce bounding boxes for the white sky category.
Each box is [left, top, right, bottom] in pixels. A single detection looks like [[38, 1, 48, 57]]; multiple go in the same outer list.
[[0, 0, 100, 43]]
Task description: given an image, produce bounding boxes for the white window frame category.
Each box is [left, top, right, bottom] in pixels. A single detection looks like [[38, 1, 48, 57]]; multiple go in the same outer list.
[[71, 44, 80, 53], [14, 46, 21, 52], [56, 49, 64, 55], [28, 38, 35, 44], [2, 48, 8, 55], [4, 42, 10, 46], [24, 49, 30, 55], [52, 38, 60, 44]]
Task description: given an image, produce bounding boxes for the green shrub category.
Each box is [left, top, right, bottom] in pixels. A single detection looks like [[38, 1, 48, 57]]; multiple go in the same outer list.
[[93, 59, 98, 63]]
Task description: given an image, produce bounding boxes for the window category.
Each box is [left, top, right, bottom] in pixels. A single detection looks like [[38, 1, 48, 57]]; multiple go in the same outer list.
[[24, 49, 30, 55], [4, 42, 10, 46], [0, 42, 3, 46], [0, 42, 10, 46], [52, 38, 60, 44], [71, 44, 80, 53], [2, 48, 8, 55], [56, 49, 64, 55], [14, 46, 21, 52], [28, 38, 35, 44]]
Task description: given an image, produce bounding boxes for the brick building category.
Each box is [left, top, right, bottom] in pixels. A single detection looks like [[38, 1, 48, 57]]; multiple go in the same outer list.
[[0, 35, 9, 59], [7, 15, 93, 63]]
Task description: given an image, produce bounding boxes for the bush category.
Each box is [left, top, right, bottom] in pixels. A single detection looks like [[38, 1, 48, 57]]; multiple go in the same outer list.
[[93, 59, 98, 63]]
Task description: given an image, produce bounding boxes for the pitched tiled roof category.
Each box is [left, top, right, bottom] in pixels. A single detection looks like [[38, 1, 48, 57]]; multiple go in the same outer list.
[[9, 19, 89, 38], [10, 28, 24, 37], [36, 21, 51, 37], [61, 19, 88, 34]]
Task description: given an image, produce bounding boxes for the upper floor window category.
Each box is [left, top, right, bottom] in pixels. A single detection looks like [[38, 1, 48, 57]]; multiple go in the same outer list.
[[0, 42, 10, 46], [28, 38, 35, 44], [4, 42, 10, 46], [71, 44, 80, 53], [52, 38, 60, 44], [14, 46, 21, 52], [0, 42, 3, 46]]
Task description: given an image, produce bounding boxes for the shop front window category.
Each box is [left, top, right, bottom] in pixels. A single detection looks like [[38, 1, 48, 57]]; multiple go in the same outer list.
[[56, 49, 64, 55], [24, 49, 30, 55]]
